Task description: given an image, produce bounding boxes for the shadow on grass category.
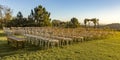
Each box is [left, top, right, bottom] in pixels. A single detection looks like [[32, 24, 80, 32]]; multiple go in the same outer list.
[[0, 33, 6, 37], [0, 40, 42, 57], [0, 30, 42, 57]]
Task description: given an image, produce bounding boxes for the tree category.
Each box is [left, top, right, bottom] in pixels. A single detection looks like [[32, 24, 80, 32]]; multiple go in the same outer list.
[[17, 11, 23, 19], [52, 20, 61, 27], [28, 9, 34, 20], [6, 11, 28, 27], [4, 8, 12, 24], [66, 17, 80, 28], [66, 21, 72, 28], [0, 5, 12, 27], [28, 9, 36, 26], [33, 5, 51, 27], [4, 11, 12, 21], [16, 11, 24, 26]]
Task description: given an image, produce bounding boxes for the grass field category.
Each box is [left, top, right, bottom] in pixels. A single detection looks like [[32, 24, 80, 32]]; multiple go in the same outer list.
[[0, 30, 120, 60]]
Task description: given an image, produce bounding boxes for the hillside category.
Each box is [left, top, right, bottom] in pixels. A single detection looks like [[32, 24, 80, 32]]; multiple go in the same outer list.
[[105, 23, 120, 30], [0, 30, 120, 60]]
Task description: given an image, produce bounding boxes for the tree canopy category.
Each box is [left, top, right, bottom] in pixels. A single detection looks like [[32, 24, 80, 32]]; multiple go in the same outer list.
[[4, 5, 82, 28], [66, 17, 80, 28], [0, 5, 12, 28], [33, 5, 51, 27], [6, 5, 52, 27]]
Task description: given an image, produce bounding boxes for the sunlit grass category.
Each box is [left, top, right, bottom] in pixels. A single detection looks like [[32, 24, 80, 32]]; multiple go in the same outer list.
[[0, 30, 120, 60]]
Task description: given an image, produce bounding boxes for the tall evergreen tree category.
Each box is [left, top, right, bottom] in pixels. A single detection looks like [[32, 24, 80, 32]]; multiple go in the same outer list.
[[17, 11, 23, 19], [33, 5, 51, 27], [28, 9, 36, 26]]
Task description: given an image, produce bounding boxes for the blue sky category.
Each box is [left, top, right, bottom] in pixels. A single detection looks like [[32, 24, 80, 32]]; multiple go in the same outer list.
[[0, 0, 120, 24]]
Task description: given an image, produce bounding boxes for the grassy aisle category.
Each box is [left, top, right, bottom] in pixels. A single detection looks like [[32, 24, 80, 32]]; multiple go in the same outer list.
[[0, 30, 120, 60]]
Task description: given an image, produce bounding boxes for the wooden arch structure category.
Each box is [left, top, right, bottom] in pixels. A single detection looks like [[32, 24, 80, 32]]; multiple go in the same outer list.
[[84, 18, 99, 28]]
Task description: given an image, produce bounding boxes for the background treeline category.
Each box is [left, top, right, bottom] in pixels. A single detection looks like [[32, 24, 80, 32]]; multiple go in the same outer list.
[[0, 5, 80, 28]]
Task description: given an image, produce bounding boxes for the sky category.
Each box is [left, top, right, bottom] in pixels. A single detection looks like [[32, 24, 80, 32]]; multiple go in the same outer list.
[[0, 0, 120, 24]]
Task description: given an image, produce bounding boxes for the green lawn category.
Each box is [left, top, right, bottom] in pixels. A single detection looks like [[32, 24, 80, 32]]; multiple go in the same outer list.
[[0, 30, 120, 60]]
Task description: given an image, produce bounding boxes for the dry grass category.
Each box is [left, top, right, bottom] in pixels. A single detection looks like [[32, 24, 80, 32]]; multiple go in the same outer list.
[[0, 30, 120, 60]]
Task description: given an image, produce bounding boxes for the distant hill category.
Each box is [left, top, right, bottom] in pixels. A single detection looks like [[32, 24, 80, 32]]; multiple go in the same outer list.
[[105, 23, 120, 30]]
